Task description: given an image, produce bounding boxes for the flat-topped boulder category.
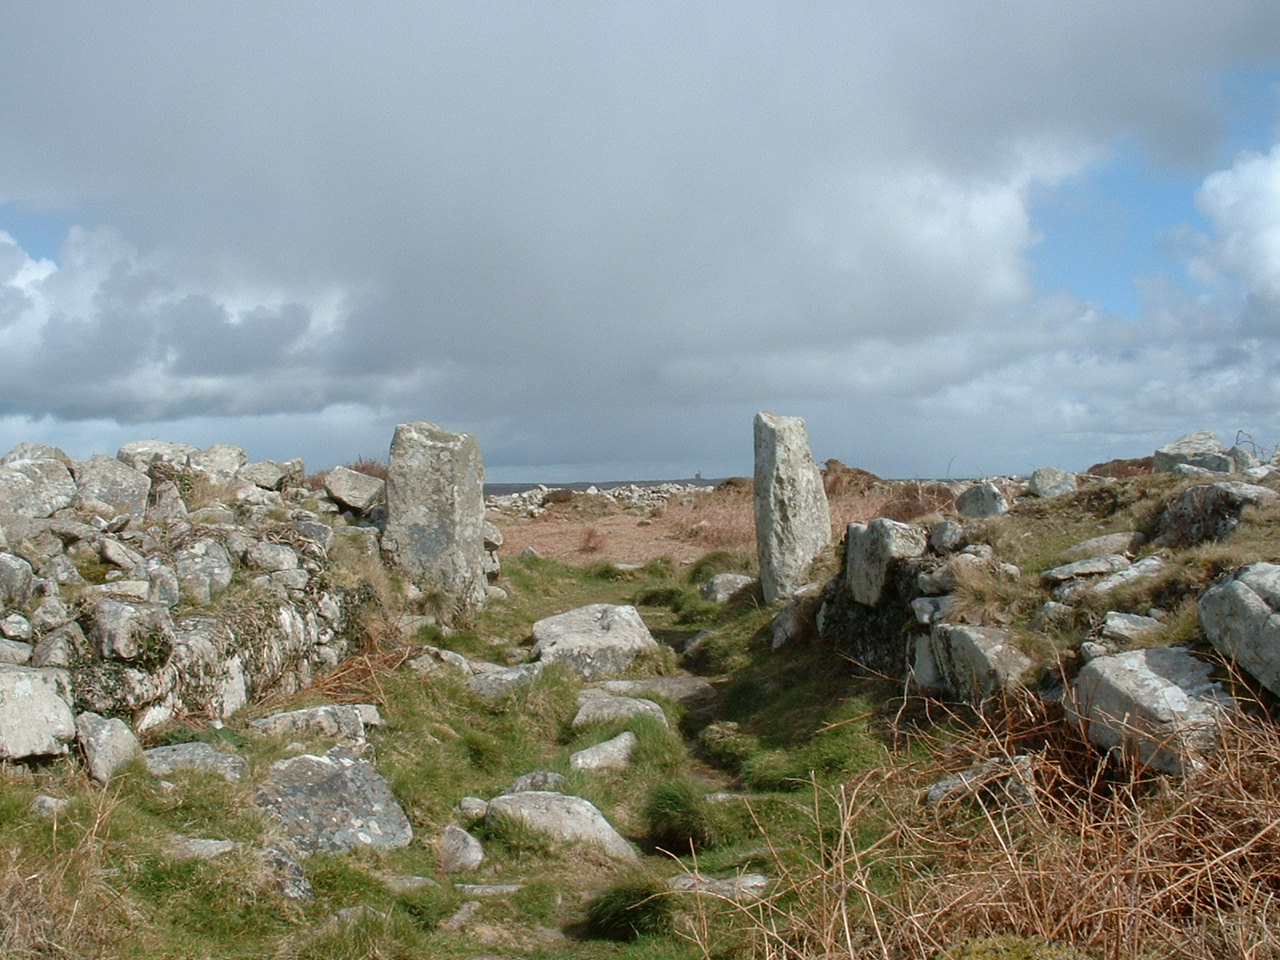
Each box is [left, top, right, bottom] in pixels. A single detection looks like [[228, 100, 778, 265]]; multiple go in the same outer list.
[[0, 457, 76, 519], [531, 604, 658, 680], [0, 664, 75, 759], [1153, 431, 1234, 474], [1199, 563, 1280, 696], [485, 791, 638, 862], [846, 518, 927, 606]]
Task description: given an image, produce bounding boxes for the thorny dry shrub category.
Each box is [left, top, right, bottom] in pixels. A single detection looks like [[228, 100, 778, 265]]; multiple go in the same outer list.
[[688, 694, 1280, 960]]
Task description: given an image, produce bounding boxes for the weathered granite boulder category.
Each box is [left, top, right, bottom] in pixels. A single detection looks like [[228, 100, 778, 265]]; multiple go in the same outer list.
[[531, 604, 658, 680], [510, 770, 566, 793], [239, 459, 303, 491], [3, 442, 72, 467], [255, 745, 412, 856], [382, 421, 487, 614], [249, 704, 371, 751], [0, 458, 77, 519], [117, 440, 200, 474], [956, 482, 1008, 518], [439, 824, 485, 873], [1029, 467, 1077, 498], [0, 553, 35, 608], [846, 519, 927, 606], [1068, 647, 1231, 774], [466, 662, 543, 700], [1062, 531, 1146, 560], [485, 791, 638, 862], [1199, 563, 1280, 696], [0, 664, 75, 759], [188, 444, 248, 484], [1100, 612, 1163, 645], [921, 624, 1034, 701], [1042, 555, 1131, 584], [700, 572, 757, 603], [173, 539, 234, 603], [597, 676, 717, 707], [324, 466, 385, 513], [89, 599, 175, 662], [1156, 481, 1277, 547], [1153, 431, 1233, 474], [76, 710, 141, 782], [667, 872, 770, 903], [570, 731, 638, 771], [916, 552, 985, 596], [73, 455, 151, 520], [753, 411, 831, 604], [143, 741, 248, 781], [573, 688, 668, 728]]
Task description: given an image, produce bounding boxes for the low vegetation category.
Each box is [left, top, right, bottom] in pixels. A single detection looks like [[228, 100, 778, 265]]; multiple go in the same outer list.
[[6, 467, 1280, 958]]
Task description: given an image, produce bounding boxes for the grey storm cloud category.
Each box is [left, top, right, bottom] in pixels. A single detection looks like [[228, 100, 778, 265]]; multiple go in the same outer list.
[[0, 1, 1279, 476]]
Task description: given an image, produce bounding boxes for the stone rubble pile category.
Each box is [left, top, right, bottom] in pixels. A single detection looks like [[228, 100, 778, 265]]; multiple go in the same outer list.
[[485, 481, 715, 519]]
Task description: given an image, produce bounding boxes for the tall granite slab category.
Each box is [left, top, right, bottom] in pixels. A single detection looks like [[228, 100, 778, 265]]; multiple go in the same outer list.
[[381, 421, 487, 614], [753, 412, 831, 605]]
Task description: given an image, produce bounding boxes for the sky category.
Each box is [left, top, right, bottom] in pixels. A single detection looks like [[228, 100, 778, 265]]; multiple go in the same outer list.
[[2, 3, 1280, 482]]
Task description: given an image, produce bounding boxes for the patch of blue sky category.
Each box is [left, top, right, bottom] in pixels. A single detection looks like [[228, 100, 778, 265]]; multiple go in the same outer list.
[[1029, 68, 1280, 320], [0, 202, 86, 263]]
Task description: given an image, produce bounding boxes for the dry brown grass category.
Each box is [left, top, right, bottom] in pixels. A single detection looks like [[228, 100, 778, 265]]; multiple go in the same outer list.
[[687, 696, 1280, 960]]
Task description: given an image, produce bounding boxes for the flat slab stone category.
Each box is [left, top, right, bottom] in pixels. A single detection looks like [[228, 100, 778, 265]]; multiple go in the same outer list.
[[485, 791, 638, 862], [926, 624, 1033, 702], [249, 704, 370, 750], [76, 711, 141, 783], [531, 604, 658, 680], [573, 689, 667, 728], [466, 662, 542, 700], [570, 731, 638, 771], [0, 664, 75, 759], [845, 518, 927, 607], [1063, 531, 1147, 560], [144, 742, 248, 782], [1068, 647, 1231, 774], [255, 746, 412, 856], [1041, 555, 1130, 584], [597, 676, 717, 706]]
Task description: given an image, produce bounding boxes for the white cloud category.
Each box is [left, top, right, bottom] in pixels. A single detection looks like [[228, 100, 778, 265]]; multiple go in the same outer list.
[[1196, 144, 1280, 304]]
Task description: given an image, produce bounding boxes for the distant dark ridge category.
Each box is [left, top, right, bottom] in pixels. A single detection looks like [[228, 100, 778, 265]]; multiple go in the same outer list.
[[484, 477, 723, 497]]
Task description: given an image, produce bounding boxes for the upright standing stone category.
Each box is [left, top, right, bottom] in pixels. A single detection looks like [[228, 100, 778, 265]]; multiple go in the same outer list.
[[381, 422, 487, 614], [753, 412, 831, 604]]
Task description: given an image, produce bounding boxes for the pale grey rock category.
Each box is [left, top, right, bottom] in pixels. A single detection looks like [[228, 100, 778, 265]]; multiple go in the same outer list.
[[598, 676, 717, 706], [531, 603, 658, 680], [0, 619, 31, 642], [245, 540, 299, 573], [1063, 531, 1147, 560], [32, 623, 85, 668], [116, 441, 199, 474], [187, 444, 248, 484], [324, 466, 386, 513], [911, 596, 953, 625], [271, 569, 311, 592], [928, 624, 1033, 702], [82, 580, 152, 603], [1153, 431, 1233, 474], [73, 456, 151, 520], [1100, 612, 1162, 645], [454, 883, 522, 897], [0, 664, 74, 759], [1199, 563, 1280, 696], [100, 537, 144, 575], [0, 458, 76, 519], [466, 662, 543, 700], [250, 705, 369, 750], [485, 791, 638, 862], [916, 552, 984, 595], [90, 599, 175, 662], [1033, 601, 1074, 626], [239, 459, 302, 490], [457, 796, 489, 821], [39, 554, 85, 587], [0, 552, 34, 607], [1227, 445, 1261, 473], [956, 482, 1008, 519], [1156, 481, 1277, 547], [923, 754, 1036, 807], [753, 411, 831, 604], [256, 746, 412, 856], [572, 689, 667, 728], [667, 872, 770, 903], [382, 421, 487, 614], [146, 481, 188, 523], [845, 518, 927, 606], [144, 742, 248, 781], [173, 539, 234, 604], [0, 635, 32, 660], [291, 519, 334, 556], [31, 794, 69, 818], [439, 824, 485, 872], [1079, 641, 1111, 662], [929, 519, 966, 553], [3, 442, 72, 467], [700, 573, 757, 603], [1068, 647, 1231, 774], [260, 843, 313, 900], [1029, 467, 1078, 498], [1041, 554, 1131, 584], [570, 730, 637, 771], [441, 901, 481, 931], [1086, 556, 1169, 598], [187, 504, 235, 524], [510, 770, 566, 793], [408, 645, 474, 676], [76, 711, 142, 782]]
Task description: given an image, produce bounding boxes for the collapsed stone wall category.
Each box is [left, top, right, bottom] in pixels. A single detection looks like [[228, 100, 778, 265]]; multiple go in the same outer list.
[[0, 422, 490, 759]]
